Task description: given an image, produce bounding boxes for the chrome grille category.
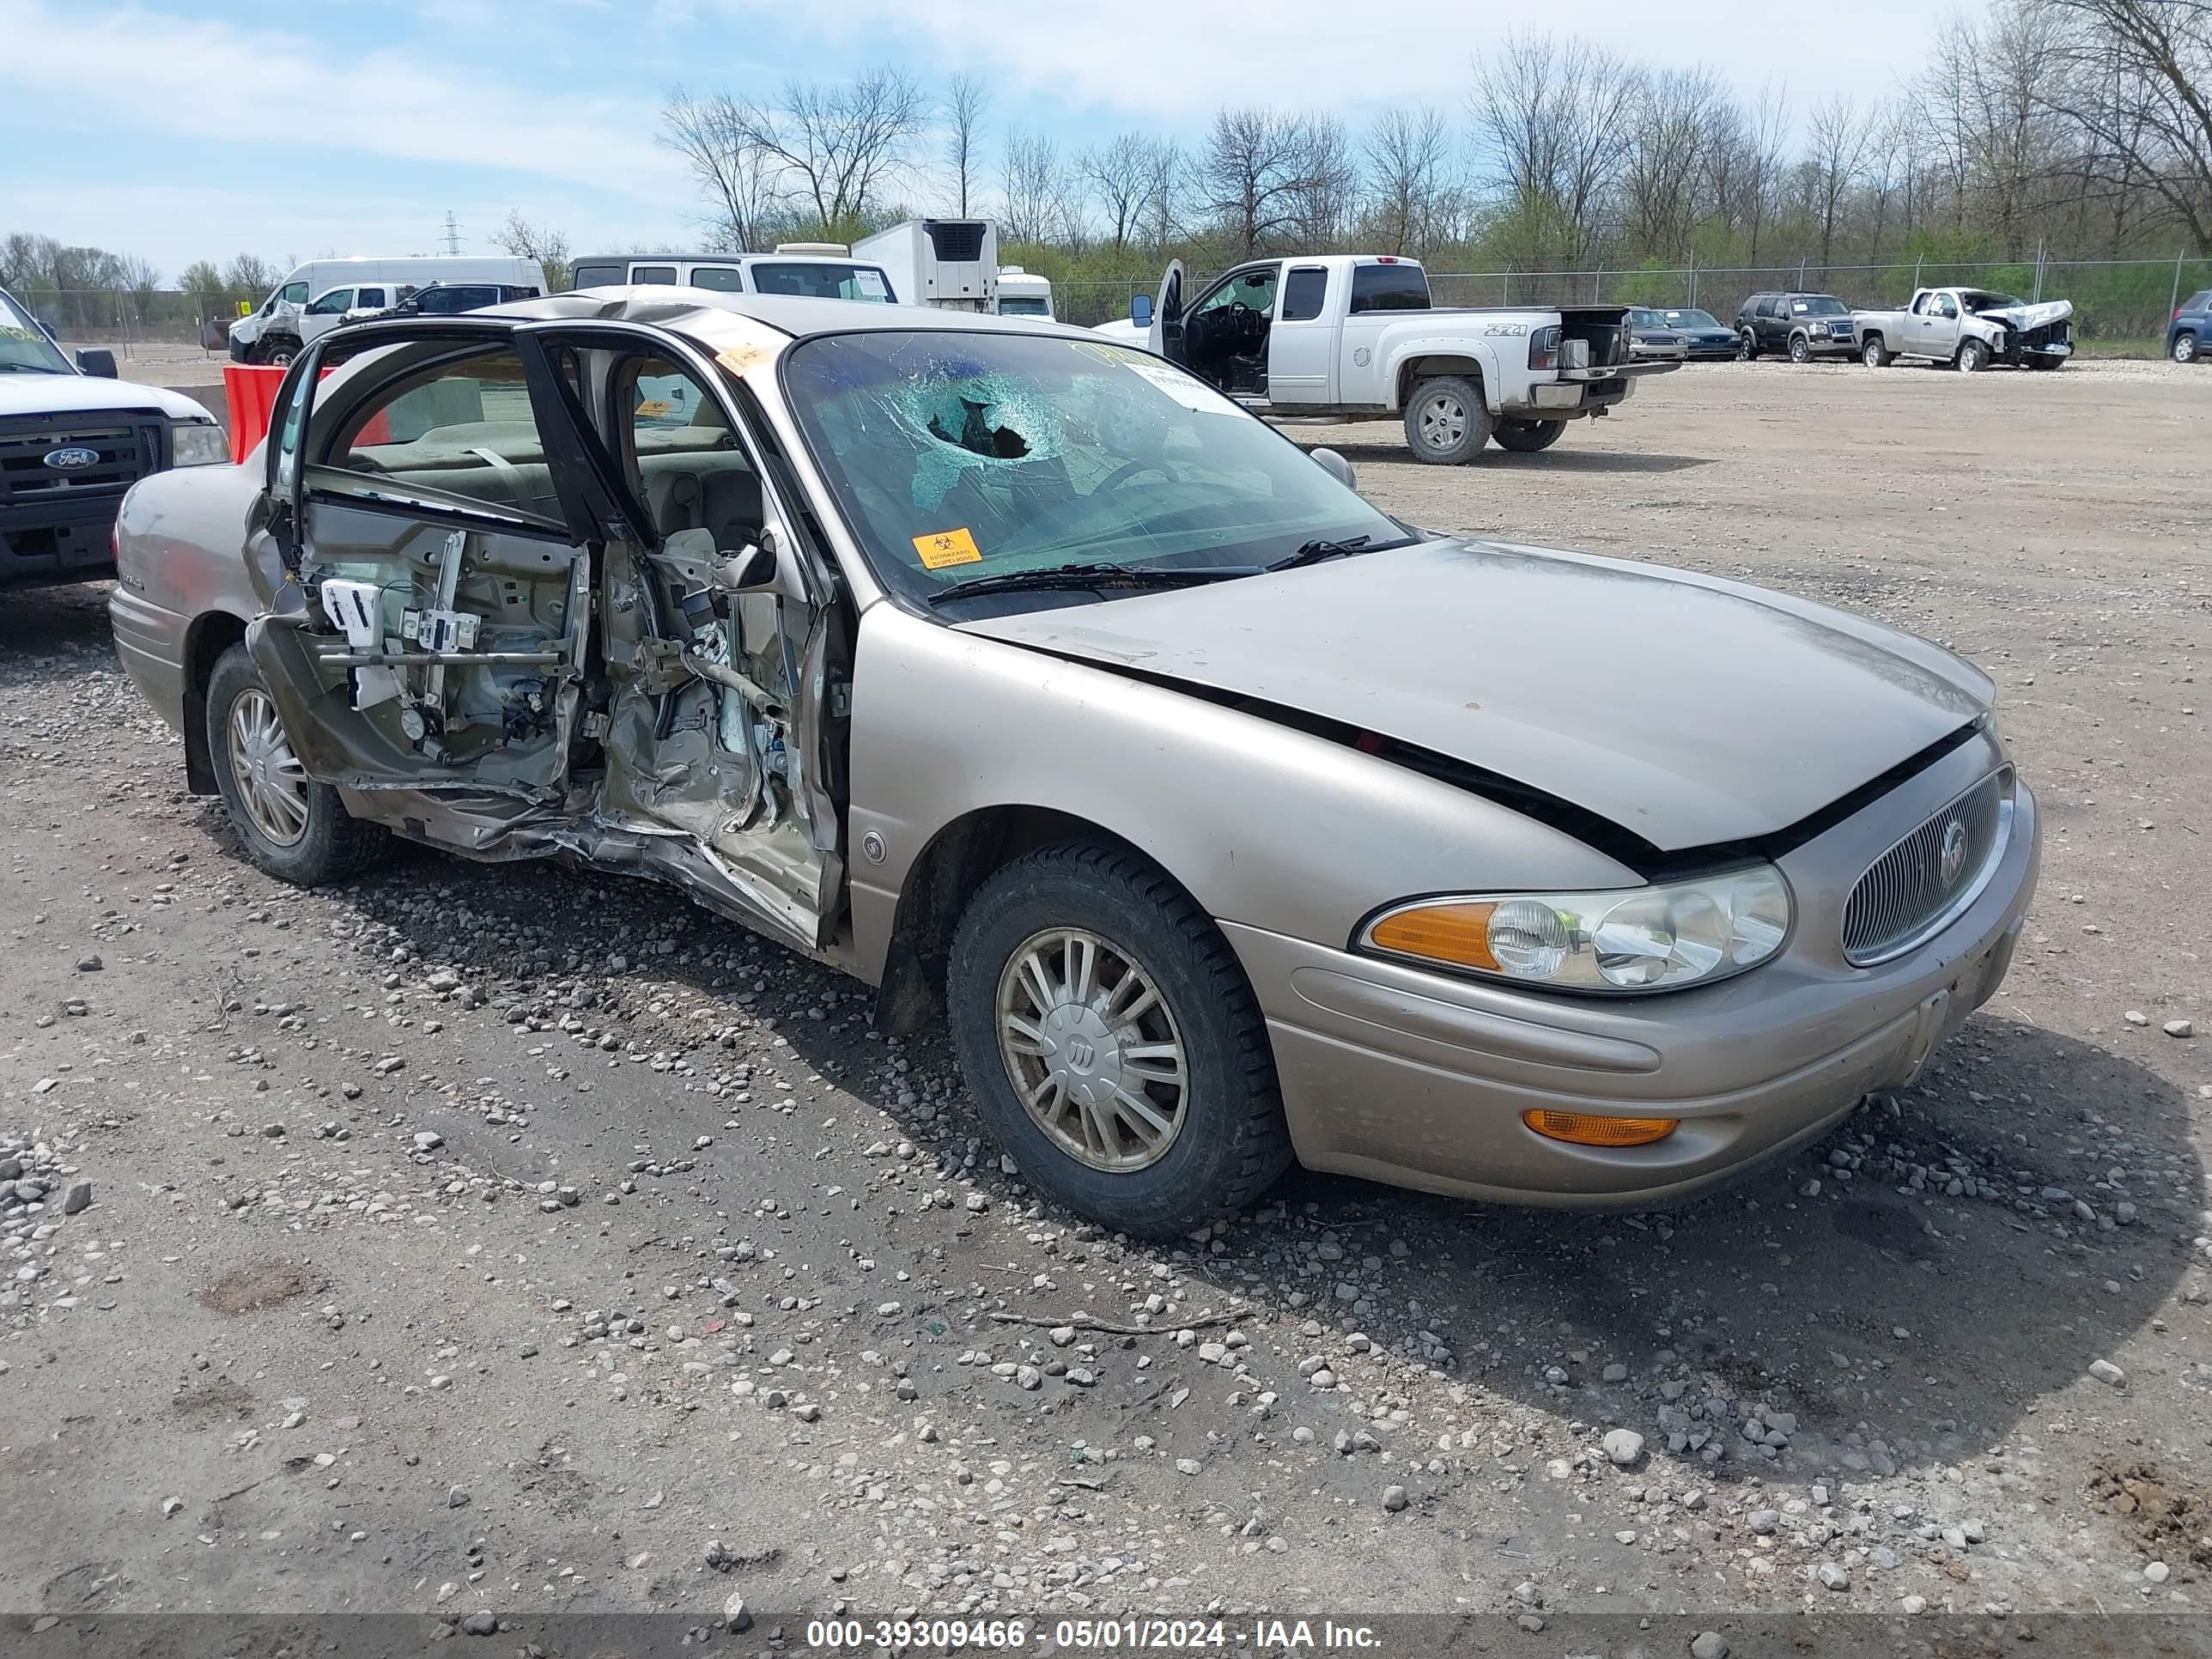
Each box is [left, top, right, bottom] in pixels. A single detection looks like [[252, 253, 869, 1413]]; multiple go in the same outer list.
[[1843, 769, 2012, 965]]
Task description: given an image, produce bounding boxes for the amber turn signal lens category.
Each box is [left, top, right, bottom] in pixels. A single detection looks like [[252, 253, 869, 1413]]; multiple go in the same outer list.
[[1521, 1109, 1679, 1147], [1367, 902, 1498, 969]]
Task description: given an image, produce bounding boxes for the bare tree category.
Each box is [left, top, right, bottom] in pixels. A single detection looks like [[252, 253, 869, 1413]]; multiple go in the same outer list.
[[223, 253, 276, 298], [1079, 132, 1165, 253], [2040, 0, 2212, 249], [1622, 70, 1731, 260], [1471, 34, 1645, 265], [945, 72, 989, 217], [659, 87, 785, 251], [712, 67, 929, 235], [493, 210, 573, 290], [1000, 127, 1066, 244], [1200, 108, 1342, 255], [1363, 107, 1454, 256], [1803, 95, 1874, 271]]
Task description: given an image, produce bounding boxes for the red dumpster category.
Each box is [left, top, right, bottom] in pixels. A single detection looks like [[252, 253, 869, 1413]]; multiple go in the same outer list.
[[221, 363, 389, 464]]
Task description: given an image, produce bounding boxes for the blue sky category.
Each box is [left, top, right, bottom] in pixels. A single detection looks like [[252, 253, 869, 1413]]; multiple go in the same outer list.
[[2, 0, 1920, 280]]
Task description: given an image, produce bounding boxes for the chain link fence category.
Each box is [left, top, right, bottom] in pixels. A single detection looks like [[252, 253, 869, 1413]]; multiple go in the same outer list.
[[1065, 253, 2212, 343], [25, 254, 2212, 352]]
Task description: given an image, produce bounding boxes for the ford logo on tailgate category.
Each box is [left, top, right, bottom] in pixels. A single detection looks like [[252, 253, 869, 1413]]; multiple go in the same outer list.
[[44, 446, 100, 471]]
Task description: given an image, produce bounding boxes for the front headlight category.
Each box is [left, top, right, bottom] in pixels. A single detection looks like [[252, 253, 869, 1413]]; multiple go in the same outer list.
[[171, 421, 228, 467], [1360, 866, 1792, 994]]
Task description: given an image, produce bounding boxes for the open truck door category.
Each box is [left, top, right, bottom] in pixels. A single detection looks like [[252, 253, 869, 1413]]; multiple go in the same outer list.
[[1148, 260, 1185, 365]]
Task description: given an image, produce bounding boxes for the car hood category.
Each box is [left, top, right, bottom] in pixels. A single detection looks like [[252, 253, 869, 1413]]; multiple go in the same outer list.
[[0, 373, 215, 422], [956, 538, 1992, 853], [1975, 299, 2072, 330]]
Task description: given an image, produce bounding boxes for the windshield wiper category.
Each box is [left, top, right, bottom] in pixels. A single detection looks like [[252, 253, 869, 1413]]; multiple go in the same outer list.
[[1265, 533, 1416, 572], [0, 362, 67, 374], [926, 561, 1252, 606]]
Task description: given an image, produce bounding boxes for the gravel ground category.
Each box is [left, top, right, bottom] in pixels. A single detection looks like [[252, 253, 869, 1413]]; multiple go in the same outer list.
[[3, 357, 2209, 1642]]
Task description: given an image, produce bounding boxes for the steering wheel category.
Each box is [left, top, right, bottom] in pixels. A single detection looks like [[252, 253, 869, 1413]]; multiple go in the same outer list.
[[1225, 301, 1263, 346], [1099, 459, 1175, 492]]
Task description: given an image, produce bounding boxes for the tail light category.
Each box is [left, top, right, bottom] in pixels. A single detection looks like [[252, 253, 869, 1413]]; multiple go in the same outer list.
[[2177, 307, 2185, 320], [1528, 325, 1561, 370]]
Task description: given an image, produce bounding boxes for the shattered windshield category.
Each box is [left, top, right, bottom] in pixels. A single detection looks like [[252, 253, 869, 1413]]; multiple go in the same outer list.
[[1962, 291, 2026, 312], [0, 290, 71, 373], [781, 331, 1402, 608]]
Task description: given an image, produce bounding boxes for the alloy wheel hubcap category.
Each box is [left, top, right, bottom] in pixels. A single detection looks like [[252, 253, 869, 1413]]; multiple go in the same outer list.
[[228, 688, 311, 848], [995, 927, 1188, 1172], [1418, 393, 1467, 449]]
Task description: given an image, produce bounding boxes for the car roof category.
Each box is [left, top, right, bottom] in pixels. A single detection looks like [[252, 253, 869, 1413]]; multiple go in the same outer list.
[[481, 285, 1089, 344]]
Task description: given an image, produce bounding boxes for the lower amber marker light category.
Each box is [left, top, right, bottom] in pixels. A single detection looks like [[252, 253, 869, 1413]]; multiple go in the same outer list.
[[1522, 1109, 1679, 1147]]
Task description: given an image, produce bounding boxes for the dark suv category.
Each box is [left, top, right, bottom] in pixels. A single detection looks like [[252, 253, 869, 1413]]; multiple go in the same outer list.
[[1735, 292, 1857, 362]]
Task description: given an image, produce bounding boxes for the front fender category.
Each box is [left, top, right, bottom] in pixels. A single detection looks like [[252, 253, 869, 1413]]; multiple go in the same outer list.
[[842, 601, 1635, 987]]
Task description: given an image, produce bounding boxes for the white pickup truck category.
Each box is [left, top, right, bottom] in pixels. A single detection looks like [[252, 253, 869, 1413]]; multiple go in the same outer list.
[[1851, 287, 2074, 372], [1130, 255, 1674, 463]]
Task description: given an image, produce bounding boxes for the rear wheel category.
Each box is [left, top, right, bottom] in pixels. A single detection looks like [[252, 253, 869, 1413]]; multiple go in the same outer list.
[[2174, 331, 2198, 363], [1862, 336, 1893, 368], [1402, 375, 1492, 465], [206, 646, 387, 886], [1788, 333, 1813, 364], [946, 842, 1292, 1237], [1492, 417, 1565, 453], [1957, 337, 1990, 372], [2028, 355, 2063, 371]]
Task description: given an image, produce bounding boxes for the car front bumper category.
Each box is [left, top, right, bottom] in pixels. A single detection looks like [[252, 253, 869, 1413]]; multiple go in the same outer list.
[[1225, 736, 2039, 1208]]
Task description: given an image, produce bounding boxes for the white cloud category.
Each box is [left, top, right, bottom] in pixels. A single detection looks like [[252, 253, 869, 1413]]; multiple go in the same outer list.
[[720, 0, 1922, 127], [0, 0, 685, 195]]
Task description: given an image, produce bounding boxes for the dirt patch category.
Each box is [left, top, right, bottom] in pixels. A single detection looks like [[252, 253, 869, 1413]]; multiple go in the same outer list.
[[167, 1376, 256, 1429], [196, 1260, 322, 1316], [2087, 1462, 2212, 1567]]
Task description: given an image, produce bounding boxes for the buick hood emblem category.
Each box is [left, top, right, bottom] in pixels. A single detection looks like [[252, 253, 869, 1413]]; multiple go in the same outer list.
[[43, 446, 100, 471], [1938, 820, 1970, 887]]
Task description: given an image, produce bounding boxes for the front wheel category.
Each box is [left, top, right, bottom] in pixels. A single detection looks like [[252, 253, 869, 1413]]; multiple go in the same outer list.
[[2028, 355, 2063, 371], [207, 645, 387, 886], [254, 337, 300, 368], [1402, 375, 1492, 465], [2174, 331, 2199, 364], [946, 842, 1292, 1237], [1863, 337, 1893, 368], [1788, 333, 1813, 364], [1738, 329, 1759, 361], [1492, 417, 1565, 453], [1957, 337, 1990, 372]]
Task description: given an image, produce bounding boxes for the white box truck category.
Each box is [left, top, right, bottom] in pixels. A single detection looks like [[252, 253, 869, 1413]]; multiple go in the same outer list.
[[851, 221, 998, 312], [996, 265, 1054, 319]]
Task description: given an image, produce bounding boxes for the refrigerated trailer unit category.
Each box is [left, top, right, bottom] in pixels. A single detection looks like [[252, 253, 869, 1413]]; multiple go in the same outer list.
[[850, 221, 999, 312]]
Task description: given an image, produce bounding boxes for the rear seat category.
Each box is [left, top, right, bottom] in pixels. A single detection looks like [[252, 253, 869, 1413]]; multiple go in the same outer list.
[[637, 442, 764, 552]]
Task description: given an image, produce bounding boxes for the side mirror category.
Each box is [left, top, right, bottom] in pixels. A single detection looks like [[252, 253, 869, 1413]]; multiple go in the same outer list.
[[76, 349, 118, 379], [1310, 447, 1356, 493], [714, 531, 810, 603], [1130, 294, 1153, 327]]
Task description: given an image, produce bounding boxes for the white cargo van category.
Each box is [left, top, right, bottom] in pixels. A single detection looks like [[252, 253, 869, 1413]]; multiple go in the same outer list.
[[227, 256, 546, 364], [565, 252, 897, 303], [996, 265, 1054, 319], [850, 221, 999, 312]]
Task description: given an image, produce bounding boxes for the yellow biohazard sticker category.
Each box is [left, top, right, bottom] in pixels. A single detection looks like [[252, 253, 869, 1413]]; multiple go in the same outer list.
[[914, 527, 983, 570]]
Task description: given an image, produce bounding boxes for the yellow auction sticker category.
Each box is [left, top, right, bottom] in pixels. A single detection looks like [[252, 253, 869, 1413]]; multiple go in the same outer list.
[[914, 527, 983, 569]]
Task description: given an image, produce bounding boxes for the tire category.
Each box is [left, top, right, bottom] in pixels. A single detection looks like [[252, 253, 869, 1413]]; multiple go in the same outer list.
[[1957, 337, 1989, 373], [206, 645, 388, 886], [946, 842, 1293, 1237], [1738, 329, 1759, 361], [2028, 355, 2063, 371], [1492, 417, 1565, 453], [1402, 375, 1492, 465], [1788, 332, 1813, 364], [1862, 336, 1893, 368], [2173, 331, 2198, 364], [255, 336, 300, 368]]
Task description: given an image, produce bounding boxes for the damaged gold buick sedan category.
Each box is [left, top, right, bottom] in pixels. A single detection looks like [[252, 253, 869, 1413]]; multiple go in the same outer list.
[[111, 289, 2039, 1236]]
